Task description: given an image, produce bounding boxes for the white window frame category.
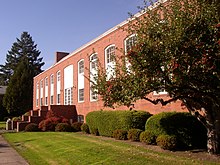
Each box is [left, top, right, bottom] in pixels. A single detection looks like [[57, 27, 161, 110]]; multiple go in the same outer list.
[[50, 74, 54, 105], [57, 71, 61, 104], [78, 59, 84, 102], [105, 44, 116, 80], [90, 53, 98, 102], [36, 82, 39, 107]]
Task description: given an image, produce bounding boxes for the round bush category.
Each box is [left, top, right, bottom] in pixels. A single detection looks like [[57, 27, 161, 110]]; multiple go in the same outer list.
[[25, 123, 39, 132], [127, 129, 143, 141], [140, 131, 157, 145], [81, 123, 90, 134], [156, 134, 178, 151], [112, 129, 128, 140], [71, 122, 83, 132], [55, 123, 72, 132], [145, 112, 207, 149]]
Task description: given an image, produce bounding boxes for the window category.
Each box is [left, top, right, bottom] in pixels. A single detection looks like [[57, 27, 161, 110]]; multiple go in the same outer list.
[[77, 115, 84, 123], [50, 74, 54, 84], [78, 60, 84, 74], [125, 34, 137, 54], [106, 45, 115, 64], [57, 71, 60, 82], [57, 94, 60, 104], [50, 95, 54, 105], [57, 71, 61, 104], [45, 77, 48, 87], [36, 82, 39, 107], [64, 87, 73, 105], [78, 89, 84, 102], [90, 54, 98, 101], [105, 45, 116, 80], [45, 97, 48, 105]]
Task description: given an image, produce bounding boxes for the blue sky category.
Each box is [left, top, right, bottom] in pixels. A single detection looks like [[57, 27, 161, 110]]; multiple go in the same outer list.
[[0, 0, 144, 70]]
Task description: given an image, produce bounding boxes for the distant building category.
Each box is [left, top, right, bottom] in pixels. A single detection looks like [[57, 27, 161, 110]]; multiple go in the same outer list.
[[33, 0, 185, 122]]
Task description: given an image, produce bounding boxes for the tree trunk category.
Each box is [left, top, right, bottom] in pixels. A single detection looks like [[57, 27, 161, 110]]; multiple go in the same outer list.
[[207, 127, 220, 154]]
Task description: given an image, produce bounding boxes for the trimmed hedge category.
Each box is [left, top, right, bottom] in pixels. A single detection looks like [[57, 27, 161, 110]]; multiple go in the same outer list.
[[86, 110, 151, 137], [140, 130, 157, 145], [71, 122, 83, 132], [156, 134, 177, 150], [127, 129, 142, 141], [25, 123, 40, 132], [55, 123, 72, 132], [145, 112, 207, 150], [81, 123, 90, 134], [112, 129, 128, 140]]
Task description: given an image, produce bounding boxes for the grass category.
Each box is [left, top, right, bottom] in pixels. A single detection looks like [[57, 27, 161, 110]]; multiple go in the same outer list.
[[0, 121, 6, 129], [2, 132, 219, 165]]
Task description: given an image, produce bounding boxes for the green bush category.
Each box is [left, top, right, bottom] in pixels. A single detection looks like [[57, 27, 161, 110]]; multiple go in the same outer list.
[[71, 122, 83, 132], [145, 112, 207, 150], [156, 134, 178, 150], [127, 129, 143, 141], [81, 123, 90, 134], [25, 123, 40, 132], [112, 129, 128, 140], [140, 131, 157, 145], [55, 123, 72, 132], [86, 110, 151, 137]]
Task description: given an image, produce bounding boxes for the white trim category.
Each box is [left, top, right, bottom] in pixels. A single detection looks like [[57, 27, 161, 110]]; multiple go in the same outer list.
[[90, 53, 98, 102], [35, 0, 167, 78]]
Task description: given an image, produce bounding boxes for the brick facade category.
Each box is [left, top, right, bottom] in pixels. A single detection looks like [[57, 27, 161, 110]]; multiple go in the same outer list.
[[33, 7, 186, 121]]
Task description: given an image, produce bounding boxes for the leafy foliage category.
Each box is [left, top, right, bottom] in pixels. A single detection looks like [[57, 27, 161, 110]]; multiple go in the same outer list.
[[140, 130, 157, 145], [112, 129, 128, 140], [93, 0, 220, 154], [81, 123, 90, 134], [145, 112, 207, 149], [71, 122, 83, 132], [156, 134, 178, 151], [86, 110, 151, 137], [127, 128, 143, 141], [55, 123, 72, 132], [25, 123, 40, 132]]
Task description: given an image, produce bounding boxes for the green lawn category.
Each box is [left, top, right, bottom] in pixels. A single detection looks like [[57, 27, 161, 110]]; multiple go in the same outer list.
[[2, 132, 218, 165], [0, 121, 6, 129]]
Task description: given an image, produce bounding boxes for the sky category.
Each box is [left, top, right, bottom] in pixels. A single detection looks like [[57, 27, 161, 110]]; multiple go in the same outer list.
[[0, 0, 144, 70]]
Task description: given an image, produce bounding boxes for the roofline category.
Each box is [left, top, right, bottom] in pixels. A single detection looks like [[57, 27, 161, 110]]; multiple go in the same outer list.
[[35, 0, 167, 78]]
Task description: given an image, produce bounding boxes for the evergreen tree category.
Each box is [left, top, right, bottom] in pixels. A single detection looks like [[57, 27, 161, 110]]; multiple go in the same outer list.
[[0, 32, 44, 85], [3, 57, 35, 116]]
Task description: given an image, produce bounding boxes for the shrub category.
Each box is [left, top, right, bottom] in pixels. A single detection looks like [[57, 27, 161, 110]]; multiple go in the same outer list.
[[90, 128, 99, 136], [81, 123, 90, 134], [55, 123, 72, 132], [112, 129, 128, 140], [145, 112, 207, 150], [71, 122, 83, 132], [140, 131, 157, 145], [156, 134, 178, 150], [25, 123, 39, 132], [86, 110, 151, 137], [127, 129, 142, 141]]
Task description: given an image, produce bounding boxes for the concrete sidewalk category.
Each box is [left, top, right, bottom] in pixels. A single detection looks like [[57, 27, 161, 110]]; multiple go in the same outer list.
[[0, 134, 29, 165]]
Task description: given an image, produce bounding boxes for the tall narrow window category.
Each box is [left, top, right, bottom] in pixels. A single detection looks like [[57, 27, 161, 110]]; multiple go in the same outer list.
[[105, 45, 116, 80], [90, 54, 98, 101], [78, 60, 84, 102], [45, 77, 48, 106], [40, 79, 43, 106], [50, 74, 54, 105], [36, 82, 39, 107], [57, 71, 61, 104], [64, 65, 74, 105], [124, 34, 137, 72]]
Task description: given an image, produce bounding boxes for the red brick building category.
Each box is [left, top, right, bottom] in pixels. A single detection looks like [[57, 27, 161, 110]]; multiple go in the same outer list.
[[33, 4, 185, 122]]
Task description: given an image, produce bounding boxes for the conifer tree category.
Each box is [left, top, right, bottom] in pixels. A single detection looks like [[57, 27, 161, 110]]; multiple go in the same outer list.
[[3, 57, 35, 116], [0, 32, 44, 85]]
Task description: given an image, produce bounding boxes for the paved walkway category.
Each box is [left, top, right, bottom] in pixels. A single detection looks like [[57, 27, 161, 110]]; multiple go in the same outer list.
[[0, 133, 29, 165]]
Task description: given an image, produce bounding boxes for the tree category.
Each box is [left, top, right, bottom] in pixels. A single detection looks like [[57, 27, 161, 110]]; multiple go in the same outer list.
[[0, 32, 44, 85], [93, 0, 220, 154], [3, 57, 35, 116]]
